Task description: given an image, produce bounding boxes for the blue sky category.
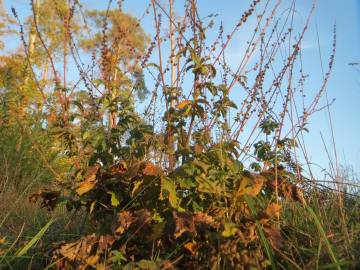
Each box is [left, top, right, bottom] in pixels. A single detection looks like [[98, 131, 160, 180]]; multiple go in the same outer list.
[[3, 0, 360, 178]]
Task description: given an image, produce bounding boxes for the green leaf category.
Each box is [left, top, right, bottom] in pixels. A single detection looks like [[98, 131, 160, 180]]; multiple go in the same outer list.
[[111, 250, 127, 263], [137, 259, 158, 269], [160, 177, 180, 209], [108, 191, 120, 207]]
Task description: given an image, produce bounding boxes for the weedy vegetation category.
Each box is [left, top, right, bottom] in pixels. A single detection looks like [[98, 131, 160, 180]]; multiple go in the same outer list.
[[0, 0, 359, 269]]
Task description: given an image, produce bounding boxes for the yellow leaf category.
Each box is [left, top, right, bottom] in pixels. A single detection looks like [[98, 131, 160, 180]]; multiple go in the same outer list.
[[76, 174, 97, 196], [86, 254, 100, 265], [108, 191, 120, 207], [177, 100, 191, 109], [94, 265, 105, 270], [131, 180, 143, 197], [222, 223, 238, 237], [89, 201, 96, 214]]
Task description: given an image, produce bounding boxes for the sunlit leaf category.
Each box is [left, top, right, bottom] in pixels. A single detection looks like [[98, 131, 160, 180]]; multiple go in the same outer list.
[[177, 100, 191, 109], [160, 177, 180, 209], [76, 174, 97, 196], [108, 191, 120, 207], [184, 241, 198, 255], [222, 222, 238, 237], [143, 162, 160, 176]]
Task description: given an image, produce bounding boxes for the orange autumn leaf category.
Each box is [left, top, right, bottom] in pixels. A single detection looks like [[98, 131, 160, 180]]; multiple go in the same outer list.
[[177, 100, 191, 109], [265, 203, 282, 219], [76, 174, 97, 196], [184, 241, 198, 255], [85, 255, 100, 265], [143, 162, 159, 176], [0, 237, 5, 244]]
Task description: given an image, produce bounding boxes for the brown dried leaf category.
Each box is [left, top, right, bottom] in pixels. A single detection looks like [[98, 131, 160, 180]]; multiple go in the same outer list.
[[109, 161, 127, 175], [194, 144, 203, 154], [85, 254, 100, 265], [173, 211, 196, 238], [162, 260, 175, 270], [247, 175, 264, 196], [134, 209, 152, 225], [116, 211, 135, 234], [98, 235, 115, 251], [58, 242, 79, 261], [285, 184, 306, 204], [54, 234, 112, 268], [86, 164, 101, 176], [247, 224, 257, 241], [263, 226, 283, 249], [194, 212, 218, 228]]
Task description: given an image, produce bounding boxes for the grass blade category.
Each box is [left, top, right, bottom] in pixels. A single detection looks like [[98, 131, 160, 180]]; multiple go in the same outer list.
[[244, 195, 278, 270], [307, 206, 341, 270], [15, 218, 54, 257]]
